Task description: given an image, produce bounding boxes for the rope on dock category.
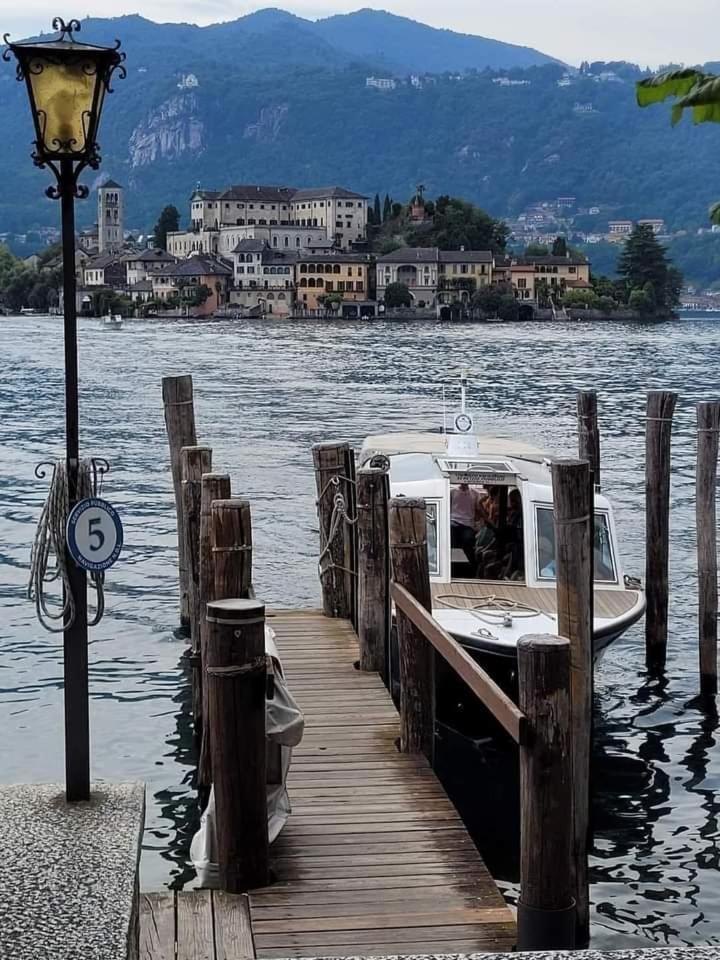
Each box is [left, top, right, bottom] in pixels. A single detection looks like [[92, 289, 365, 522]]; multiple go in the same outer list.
[[28, 459, 105, 632], [317, 474, 358, 582]]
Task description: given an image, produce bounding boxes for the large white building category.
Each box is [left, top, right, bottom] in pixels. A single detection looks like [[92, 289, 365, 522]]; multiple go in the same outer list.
[[97, 179, 124, 254], [168, 183, 368, 256]]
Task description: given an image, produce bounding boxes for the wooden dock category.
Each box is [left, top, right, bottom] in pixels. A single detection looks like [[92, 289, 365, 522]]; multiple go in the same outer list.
[[141, 609, 516, 959]]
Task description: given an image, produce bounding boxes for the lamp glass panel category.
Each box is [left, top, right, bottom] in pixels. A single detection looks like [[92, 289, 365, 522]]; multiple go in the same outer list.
[[27, 54, 99, 155]]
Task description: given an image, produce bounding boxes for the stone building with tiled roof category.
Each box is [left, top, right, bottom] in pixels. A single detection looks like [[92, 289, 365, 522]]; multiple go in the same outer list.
[[173, 182, 368, 255]]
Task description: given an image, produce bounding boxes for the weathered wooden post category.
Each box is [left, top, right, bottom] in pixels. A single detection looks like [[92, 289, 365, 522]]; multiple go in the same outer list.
[[389, 496, 434, 762], [645, 390, 677, 672], [312, 441, 353, 619], [343, 444, 359, 630], [196, 472, 231, 774], [517, 634, 575, 951], [162, 374, 197, 626], [180, 446, 212, 658], [576, 389, 600, 487], [356, 466, 391, 679], [696, 401, 720, 696], [206, 597, 269, 893], [551, 458, 592, 946]]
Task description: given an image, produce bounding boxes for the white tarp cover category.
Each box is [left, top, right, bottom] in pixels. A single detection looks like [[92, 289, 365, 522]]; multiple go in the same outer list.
[[190, 625, 304, 887]]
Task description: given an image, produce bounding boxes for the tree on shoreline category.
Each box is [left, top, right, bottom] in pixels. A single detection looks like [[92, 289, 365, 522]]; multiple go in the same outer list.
[[617, 224, 682, 314], [152, 205, 180, 250]]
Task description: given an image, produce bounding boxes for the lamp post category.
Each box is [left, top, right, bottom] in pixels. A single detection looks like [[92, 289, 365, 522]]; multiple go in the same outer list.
[[3, 18, 125, 801]]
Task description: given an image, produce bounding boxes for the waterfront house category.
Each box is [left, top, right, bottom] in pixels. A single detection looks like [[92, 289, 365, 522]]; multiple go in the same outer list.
[[229, 241, 296, 316], [437, 250, 493, 304], [376, 248, 441, 307], [154, 255, 232, 315], [122, 248, 176, 285], [82, 254, 125, 289], [296, 253, 373, 311]]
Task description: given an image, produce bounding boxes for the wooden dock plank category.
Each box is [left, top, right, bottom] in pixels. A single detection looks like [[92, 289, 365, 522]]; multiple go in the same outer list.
[[177, 890, 214, 960], [140, 892, 175, 960], [213, 891, 255, 960]]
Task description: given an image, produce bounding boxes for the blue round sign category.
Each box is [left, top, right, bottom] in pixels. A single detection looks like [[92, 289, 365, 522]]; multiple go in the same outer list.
[[66, 497, 123, 572]]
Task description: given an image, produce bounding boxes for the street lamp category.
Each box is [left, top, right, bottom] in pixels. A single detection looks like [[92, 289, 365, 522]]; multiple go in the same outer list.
[[3, 18, 125, 801]]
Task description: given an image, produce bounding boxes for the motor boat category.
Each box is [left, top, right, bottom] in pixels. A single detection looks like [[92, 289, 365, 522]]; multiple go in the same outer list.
[[358, 374, 645, 666], [101, 314, 123, 329]]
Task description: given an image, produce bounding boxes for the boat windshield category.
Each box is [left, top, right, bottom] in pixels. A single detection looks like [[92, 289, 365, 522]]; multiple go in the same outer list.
[[536, 506, 616, 583], [449, 482, 525, 582]]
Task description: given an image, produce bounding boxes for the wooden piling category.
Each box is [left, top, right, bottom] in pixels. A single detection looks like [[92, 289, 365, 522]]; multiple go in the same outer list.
[[551, 458, 592, 946], [576, 389, 600, 487], [517, 634, 575, 951], [343, 444, 359, 630], [197, 472, 231, 788], [312, 442, 353, 619], [180, 446, 212, 659], [356, 466, 391, 678], [388, 496, 434, 762], [206, 597, 269, 893], [645, 390, 677, 673], [162, 375, 197, 626], [696, 401, 720, 696]]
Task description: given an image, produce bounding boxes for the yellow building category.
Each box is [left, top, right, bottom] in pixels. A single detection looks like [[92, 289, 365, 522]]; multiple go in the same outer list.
[[507, 255, 591, 301], [437, 250, 493, 303], [296, 255, 372, 311]]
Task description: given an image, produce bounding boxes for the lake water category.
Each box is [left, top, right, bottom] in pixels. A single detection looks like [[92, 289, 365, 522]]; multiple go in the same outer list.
[[2, 313, 720, 949]]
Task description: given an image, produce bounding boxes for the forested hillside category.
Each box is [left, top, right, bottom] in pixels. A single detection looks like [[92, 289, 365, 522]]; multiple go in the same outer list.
[[2, 13, 720, 247]]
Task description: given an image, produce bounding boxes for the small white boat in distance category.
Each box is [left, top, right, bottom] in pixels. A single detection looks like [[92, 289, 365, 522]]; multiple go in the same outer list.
[[101, 314, 123, 329], [359, 376, 645, 663]]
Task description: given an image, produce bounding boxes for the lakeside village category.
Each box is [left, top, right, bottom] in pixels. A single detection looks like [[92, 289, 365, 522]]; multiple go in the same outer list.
[[0, 179, 682, 322]]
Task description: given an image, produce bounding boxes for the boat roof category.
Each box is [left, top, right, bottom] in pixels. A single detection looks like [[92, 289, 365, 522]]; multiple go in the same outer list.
[[361, 432, 550, 463]]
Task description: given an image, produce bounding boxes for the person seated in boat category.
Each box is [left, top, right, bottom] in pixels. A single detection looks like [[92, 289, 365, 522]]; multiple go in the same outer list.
[[474, 516, 496, 578], [450, 482, 484, 565], [484, 486, 501, 526]]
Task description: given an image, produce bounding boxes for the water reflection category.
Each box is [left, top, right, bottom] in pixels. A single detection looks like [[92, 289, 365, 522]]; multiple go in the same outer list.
[[2, 315, 720, 945]]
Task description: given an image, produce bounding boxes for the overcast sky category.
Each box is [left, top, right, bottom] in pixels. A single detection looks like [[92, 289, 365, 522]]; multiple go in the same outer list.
[[3, 0, 718, 67]]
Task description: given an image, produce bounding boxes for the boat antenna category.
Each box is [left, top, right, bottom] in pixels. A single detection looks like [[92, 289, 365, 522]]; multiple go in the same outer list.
[[460, 367, 469, 413], [442, 384, 447, 433]]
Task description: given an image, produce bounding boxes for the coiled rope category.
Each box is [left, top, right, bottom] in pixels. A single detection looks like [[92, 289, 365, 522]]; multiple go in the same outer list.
[[317, 474, 357, 583], [28, 459, 105, 632]]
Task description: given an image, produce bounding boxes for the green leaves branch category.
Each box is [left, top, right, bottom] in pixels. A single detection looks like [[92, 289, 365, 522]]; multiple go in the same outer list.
[[638, 69, 720, 223]]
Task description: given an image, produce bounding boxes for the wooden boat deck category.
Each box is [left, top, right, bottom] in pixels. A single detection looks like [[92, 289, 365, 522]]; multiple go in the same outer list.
[[432, 579, 640, 618], [141, 609, 516, 959]]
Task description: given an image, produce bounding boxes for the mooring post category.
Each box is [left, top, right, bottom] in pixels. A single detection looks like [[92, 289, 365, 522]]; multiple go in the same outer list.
[[356, 466, 391, 679], [645, 390, 677, 673], [388, 496, 435, 762], [206, 597, 269, 893], [576, 389, 600, 487], [312, 441, 353, 619], [162, 375, 197, 627], [696, 401, 720, 696], [180, 446, 212, 659], [196, 472, 231, 786], [517, 633, 575, 951], [551, 458, 592, 946], [343, 444, 359, 630]]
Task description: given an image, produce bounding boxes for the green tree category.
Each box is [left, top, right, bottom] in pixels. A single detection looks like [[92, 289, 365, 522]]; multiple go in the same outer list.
[[382, 194, 392, 222], [406, 196, 508, 253], [563, 288, 600, 309], [391, 202, 403, 219], [472, 286, 502, 315], [552, 236, 568, 256], [373, 193, 381, 224], [629, 287, 655, 315], [617, 224, 681, 313], [152, 205, 181, 250], [497, 295, 519, 321], [525, 242, 549, 256], [384, 282, 412, 308]]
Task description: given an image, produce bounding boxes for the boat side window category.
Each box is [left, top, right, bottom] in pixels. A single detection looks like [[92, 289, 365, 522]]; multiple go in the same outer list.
[[536, 506, 617, 583], [426, 501, 440, 576]]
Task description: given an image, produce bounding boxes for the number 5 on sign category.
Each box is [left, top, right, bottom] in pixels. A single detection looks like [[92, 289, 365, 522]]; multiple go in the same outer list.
[[67, 498, 123, 572]]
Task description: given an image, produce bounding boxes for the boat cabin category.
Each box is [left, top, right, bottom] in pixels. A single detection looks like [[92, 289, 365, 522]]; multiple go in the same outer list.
[[360, 431, 624, 594]]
